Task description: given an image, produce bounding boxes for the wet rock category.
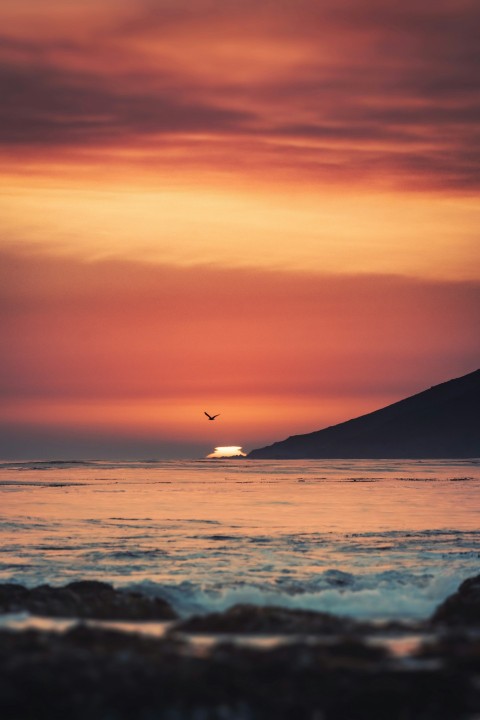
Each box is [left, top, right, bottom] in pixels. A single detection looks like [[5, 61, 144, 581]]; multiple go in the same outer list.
[[431, 574, 480, 626], [176, 603, 365, 635], [417, 632, 480, 672], [4, 575, 480, 718], [0, 626, 474, 720], [0, 581, 177, 620], [211, 636, 390, 669], [0, 583, 29, 608]]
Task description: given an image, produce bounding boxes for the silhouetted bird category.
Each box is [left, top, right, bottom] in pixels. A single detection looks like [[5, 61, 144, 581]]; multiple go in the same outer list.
[[204, 412, 220, 421]]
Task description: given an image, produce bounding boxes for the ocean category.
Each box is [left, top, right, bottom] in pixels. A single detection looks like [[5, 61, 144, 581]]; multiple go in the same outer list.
[[1, 458, 479, 623]]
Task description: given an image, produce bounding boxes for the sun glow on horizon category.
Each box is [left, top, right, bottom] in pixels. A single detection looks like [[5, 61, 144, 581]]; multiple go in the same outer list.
[[207, 446, 247, 459]]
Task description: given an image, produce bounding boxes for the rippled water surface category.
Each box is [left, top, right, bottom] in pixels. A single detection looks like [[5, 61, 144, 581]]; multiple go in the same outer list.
[[1, 459, 479, 620]]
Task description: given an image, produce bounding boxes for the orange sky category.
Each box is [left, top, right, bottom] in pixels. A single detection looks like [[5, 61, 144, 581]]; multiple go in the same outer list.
[[0, 0, 479, 458]]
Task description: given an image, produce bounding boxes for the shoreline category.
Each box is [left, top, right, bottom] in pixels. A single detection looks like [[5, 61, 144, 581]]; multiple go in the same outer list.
[[1, 575, 479, 719]]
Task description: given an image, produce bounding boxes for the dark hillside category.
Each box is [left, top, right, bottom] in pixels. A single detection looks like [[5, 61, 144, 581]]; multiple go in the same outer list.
[[249, 369, 480, 459]]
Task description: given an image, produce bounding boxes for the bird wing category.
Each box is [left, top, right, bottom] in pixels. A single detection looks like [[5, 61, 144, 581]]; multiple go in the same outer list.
[[204, 411, 212, 419], [212, 414, 220, 419]]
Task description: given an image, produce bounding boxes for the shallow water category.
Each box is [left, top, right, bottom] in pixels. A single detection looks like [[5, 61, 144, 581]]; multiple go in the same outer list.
[[1, 459, 479, 621]]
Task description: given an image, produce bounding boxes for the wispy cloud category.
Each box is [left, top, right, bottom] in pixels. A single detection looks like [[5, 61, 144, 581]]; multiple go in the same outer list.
[[0, 0, 478, 190], [0, 55, 253, 146]]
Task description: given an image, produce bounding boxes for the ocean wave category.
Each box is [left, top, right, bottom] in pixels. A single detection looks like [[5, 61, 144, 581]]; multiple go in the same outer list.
[[0, 481, 88, 487], [0, 460, 95, 471], [1, 459, 479, 625], [127, 566, 469, 621]]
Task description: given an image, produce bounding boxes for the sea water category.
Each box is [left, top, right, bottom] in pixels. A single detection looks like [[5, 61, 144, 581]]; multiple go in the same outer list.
[[0, 459, 479, 622]]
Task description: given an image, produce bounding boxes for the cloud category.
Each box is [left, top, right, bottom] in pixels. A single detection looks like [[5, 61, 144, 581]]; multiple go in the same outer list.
[[0, 0, 478, 190], [0, 57, 253, 146]]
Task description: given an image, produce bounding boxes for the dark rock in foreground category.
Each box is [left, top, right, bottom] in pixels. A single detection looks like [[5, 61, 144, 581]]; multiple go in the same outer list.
[[176, 603, 365, 635], [0, 625, 475, 720], [431, 574, 480, 626], [249, 368, 480, 458], [1, 576, 480, 718], [0, 581, 177, 620], [418, 632, 480, 672]]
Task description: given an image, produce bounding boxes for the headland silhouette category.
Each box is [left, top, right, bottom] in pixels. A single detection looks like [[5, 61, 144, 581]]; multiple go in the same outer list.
[[249, 369, 480, 459]]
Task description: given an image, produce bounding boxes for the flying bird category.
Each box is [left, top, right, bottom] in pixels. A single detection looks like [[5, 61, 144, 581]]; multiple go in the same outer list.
[[204, 412, 220, 421]]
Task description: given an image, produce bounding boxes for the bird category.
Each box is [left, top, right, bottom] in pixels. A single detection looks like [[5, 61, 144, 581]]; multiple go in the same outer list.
[[204, 411, 220, 421]]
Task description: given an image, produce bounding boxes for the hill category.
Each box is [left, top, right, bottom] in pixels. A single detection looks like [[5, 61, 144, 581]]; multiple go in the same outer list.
[[248, 369, 480, 459]]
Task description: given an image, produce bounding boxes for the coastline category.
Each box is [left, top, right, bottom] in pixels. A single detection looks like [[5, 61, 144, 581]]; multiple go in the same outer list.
[[1, 575, 479, 719]]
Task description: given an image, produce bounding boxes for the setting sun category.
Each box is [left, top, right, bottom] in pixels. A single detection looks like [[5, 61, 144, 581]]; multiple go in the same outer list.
[[207, 446, 247, 459]]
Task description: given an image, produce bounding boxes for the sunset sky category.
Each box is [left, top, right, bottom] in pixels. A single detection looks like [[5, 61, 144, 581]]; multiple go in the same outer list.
[[1, 0, 479, 459]]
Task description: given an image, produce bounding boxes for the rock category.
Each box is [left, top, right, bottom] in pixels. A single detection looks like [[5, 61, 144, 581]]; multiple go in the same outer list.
[[0, 626, 473, 720], [175, 603, 364, 635], [417, 632, 480, 672], [66, 580, 114, 594], [3, 576, 480, 718], [0, 583, 29, 608], [431, 575, 480, 626], [0, 582, 177, 620]]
